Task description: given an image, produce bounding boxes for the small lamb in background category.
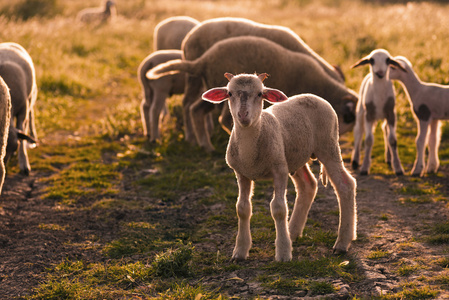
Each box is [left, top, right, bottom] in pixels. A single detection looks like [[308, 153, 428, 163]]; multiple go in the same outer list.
[[389, 56, 449, 176], [202, 73, 357, 261], [350, 49, 406, 175], [76, 0, 116, 25]]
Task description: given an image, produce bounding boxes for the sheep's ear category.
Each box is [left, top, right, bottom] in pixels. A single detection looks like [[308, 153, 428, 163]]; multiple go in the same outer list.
[[224, 73, 234, 81], [350, 58, 372, 69], [263, 88, 288, 104], [202, 87, 229, 103], [17, 131, 37, 147], [387, 58, 407, 72]]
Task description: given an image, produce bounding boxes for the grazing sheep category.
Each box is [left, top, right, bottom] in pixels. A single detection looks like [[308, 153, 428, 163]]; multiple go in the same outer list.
[[153, 16, 199, 51], [0, 42, 38, 176], [388, 56, 449, 176], [0, 76, 11, 195], [148, 36, 358, 152], [202, 73, 357, 261], [76, 0, 116, 24], [350, 49, 406, 176], [138, 50, 186, 142], [178, 17, 346, 149]]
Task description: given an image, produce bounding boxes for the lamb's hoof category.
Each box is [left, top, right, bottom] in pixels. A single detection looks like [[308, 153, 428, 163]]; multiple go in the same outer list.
[[360, 170, 368, 176], [411, 173, 421, 177], [230, 255, 247, 263], [20, 168, 30, 176], [351, 161, 359, 170], [332, 247, 348, 255], [395, 171, 404, 176]]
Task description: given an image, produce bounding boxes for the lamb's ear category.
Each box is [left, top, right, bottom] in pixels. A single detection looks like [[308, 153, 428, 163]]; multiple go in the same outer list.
[[202, 88, 229, 103], [17, 131, 37, 147], [350, 57, 372, 69], [258, 73, 269, 82], [387, 58, 407, 72], [224, 73, 234, 81], [263, 88, 288, 104]]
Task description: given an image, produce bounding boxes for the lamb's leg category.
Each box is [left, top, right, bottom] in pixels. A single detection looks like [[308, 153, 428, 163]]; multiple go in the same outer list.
[[232, 173, 253, 261], [271, 170, 292, 262], [182, 74, 203, 145], [289, 164, 318, 241], [16, 114, 31, 175], [140, 84, 152, 139], [319, 151, 357, 253], [350, 109, 365, 170], [385, 120, 404, 175], [382, 121, 392, 166], [411, 120, 429, 177], [149, 90, 169, 142], [190, 99, 216, 152], [360, 120, 376, 175], [425, 119, 441, 174]]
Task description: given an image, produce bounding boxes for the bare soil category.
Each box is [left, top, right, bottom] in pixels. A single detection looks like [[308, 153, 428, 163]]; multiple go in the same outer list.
[[1, 154, 449, 299]]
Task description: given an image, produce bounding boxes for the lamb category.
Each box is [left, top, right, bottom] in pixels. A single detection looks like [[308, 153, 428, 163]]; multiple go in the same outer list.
[[153, 16, 199, 51], [350, 49, 406, 175], [0, 42, 38, 176], [0, 76, 11, 195], [147, 36, 358, 152], [178, 17, 347, 149], [388, 56, 449, 176], [76, 0, 116, 24], [202, 73, 357, 261], [137, 50, 186, 142]]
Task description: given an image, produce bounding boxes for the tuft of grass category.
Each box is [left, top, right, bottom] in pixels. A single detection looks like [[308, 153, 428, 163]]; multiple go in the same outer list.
[[427, 222, 449, 245], [367, 250, 390, 260], [152, 243, 195, 278], [309, 280, 336, 296], [382, 285, 438, 300]]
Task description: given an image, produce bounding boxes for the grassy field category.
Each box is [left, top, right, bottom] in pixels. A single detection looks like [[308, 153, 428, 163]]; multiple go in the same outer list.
[[0, 0, 449, 299]]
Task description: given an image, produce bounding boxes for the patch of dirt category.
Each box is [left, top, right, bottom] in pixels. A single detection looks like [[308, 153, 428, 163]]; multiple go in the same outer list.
[[1, 158, 449, 299]]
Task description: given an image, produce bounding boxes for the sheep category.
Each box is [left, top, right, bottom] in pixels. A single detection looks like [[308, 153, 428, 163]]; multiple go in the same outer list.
[[0, 76, 11, 195], [76, 0, 116, 24], [388, 56, 449, 176], [202, 73, 357, 261], [153, 16, 199, 51], [147, 36, 358, 152], [138, 50, 186, 142], [178, 17, 346, 150], [350, 49, 406, 176], [0, 42, 38, 176]]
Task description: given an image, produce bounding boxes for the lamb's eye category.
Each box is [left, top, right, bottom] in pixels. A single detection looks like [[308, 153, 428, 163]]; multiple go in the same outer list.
[[258, 92, 262, 97], [228, 92, 232, 97]]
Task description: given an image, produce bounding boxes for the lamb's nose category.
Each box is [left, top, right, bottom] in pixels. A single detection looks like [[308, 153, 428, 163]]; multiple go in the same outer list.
[[238, 111, 248, 118]]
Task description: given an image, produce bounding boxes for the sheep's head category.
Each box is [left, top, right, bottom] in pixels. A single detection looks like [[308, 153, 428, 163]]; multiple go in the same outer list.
[[387, 56, 411, 81], [202, 73, 288, 127], [351, 49, 406, 79], [5, 126, 36, 167]]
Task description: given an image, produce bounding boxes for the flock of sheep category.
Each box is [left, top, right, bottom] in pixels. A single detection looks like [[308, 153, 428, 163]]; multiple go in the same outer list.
[[0, 5, 447, 261]]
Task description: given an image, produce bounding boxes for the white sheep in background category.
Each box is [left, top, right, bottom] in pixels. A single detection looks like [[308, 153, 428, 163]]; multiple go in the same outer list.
[[153, 16, 199, 51], [388, 56, 449, 176], [0, 42, 38, 176], [202, 73, 357, 261], [76, 0, 116, 24], [350, 49, 406, 175], [138, 50, 185, 142], [0, 76, 11, 195]]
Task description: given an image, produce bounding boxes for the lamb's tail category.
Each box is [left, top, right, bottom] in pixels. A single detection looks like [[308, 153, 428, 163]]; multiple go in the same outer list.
[[320, 163, 328, 187], [146, 59, 198, 80]]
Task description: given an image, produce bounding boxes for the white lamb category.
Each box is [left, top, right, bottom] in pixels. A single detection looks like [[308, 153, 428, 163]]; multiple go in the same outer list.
[[0, 76, 11, 195], [0, 42, 38, 176], [388, 56, 449, 176], [350, 49, 406, 175], [202, 73, 357, 261], [137, 50, 185, 142], [76, 0, 116, 24]]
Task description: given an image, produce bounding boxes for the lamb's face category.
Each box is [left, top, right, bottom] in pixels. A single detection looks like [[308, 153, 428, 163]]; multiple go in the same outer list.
[[369, 50, 392, 79], [388, 57, 410, 82], [227, 75, 265, 127]]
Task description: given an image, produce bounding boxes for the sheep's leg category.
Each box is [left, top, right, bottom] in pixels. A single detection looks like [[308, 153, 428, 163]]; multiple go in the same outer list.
[[360, 120, 376, 175], [385, 120, 404, 175], [425, 119, 441, 174], [271, 170, 292, 262], [182, 75, 203, 145], [190, 99, 216, 152], [322, 159, 357, 253], [149, 90, 169, 142], [382, 121, 391, 166], [411, 120, 429, 177], [232, 173, 253, 261], [16, 114, 31, 175], [288, 164, 317, 241], [140, 84, 152, 139], [350, 110, 365, 170]]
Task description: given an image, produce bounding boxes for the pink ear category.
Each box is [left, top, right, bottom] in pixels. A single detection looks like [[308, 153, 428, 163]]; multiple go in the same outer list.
[[202, 87, 229, 103], [263, 88, 288, 104]]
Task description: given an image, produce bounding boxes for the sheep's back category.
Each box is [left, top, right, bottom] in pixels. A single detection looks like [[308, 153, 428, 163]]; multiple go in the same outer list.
[[155, 17, 199, 51]]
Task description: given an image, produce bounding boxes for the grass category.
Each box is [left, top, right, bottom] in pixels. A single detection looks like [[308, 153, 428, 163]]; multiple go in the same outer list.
[[0, 0, 448, 298]]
